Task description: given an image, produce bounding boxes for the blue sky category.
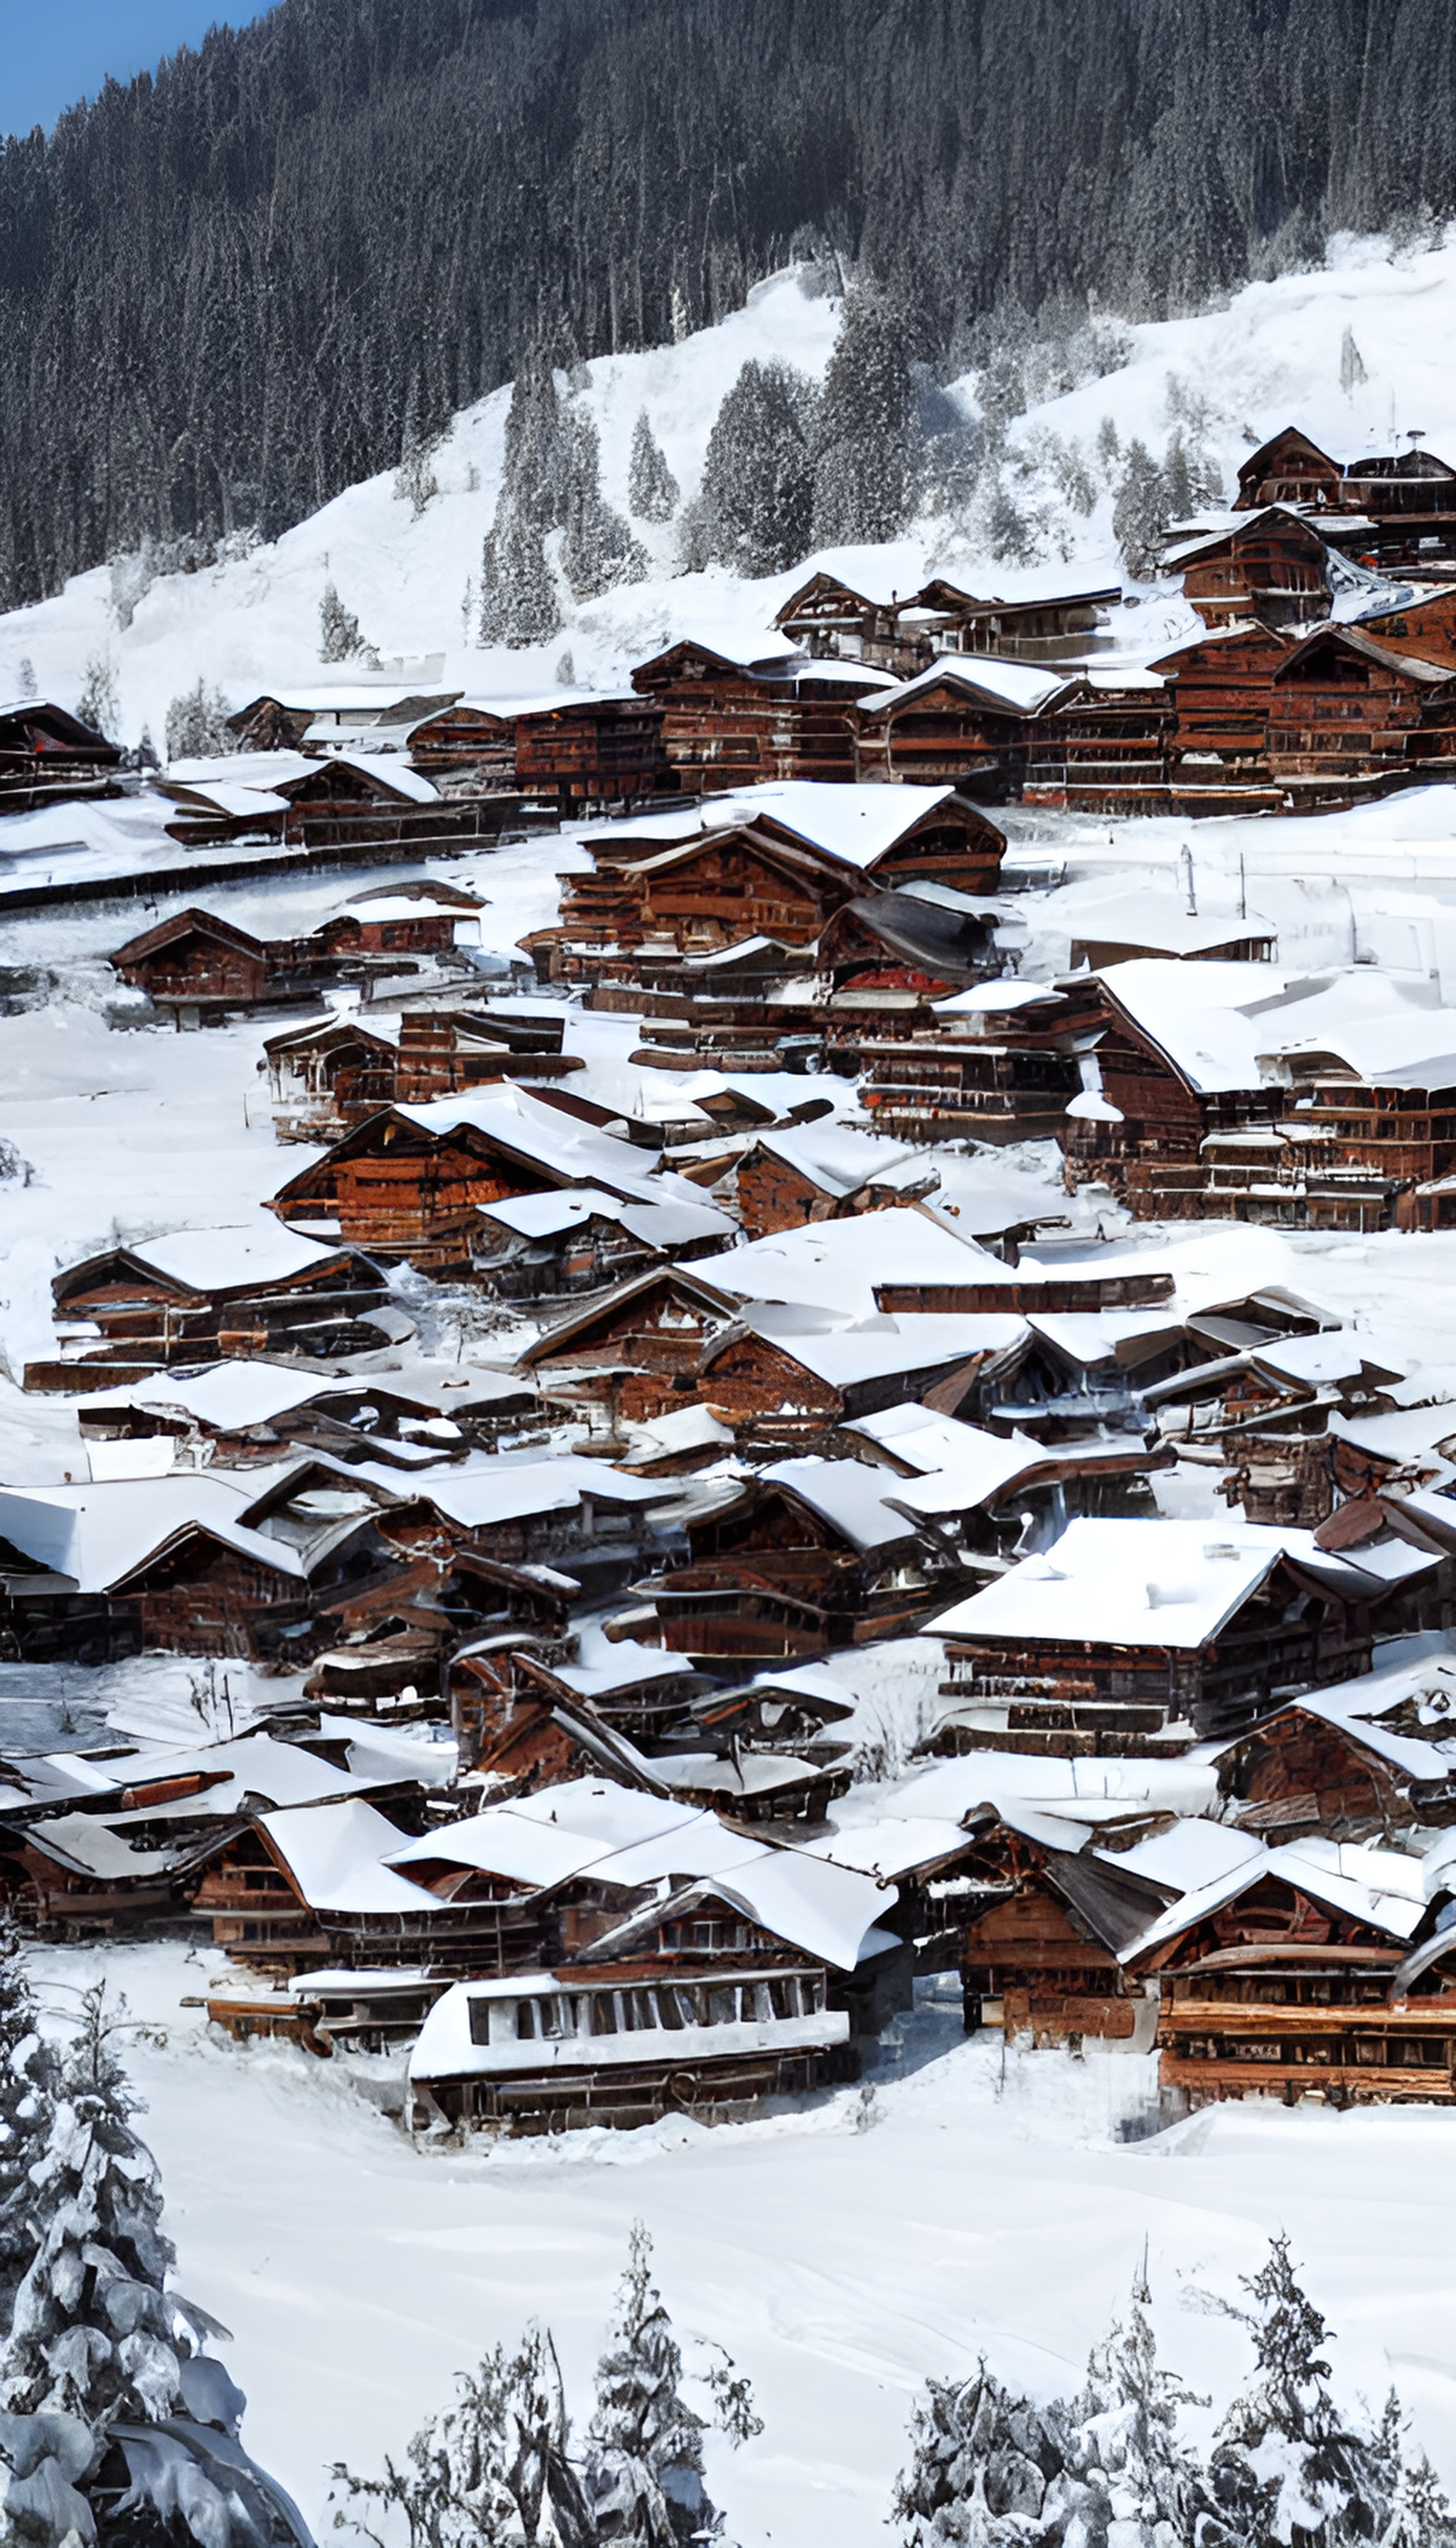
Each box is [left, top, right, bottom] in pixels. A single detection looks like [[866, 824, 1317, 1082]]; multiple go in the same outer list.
[[2, 1, 267, 137]]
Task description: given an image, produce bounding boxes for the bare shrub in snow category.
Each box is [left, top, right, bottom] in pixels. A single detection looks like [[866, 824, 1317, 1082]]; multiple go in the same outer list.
[[697, 358, 819, 576], [318, 580, 380, 665], [75, 651, 119, 739], [628, 412, 679, 523], [17, 658, 36, 697], [811, 287, 914, 549], [0, 1140, 33, 1187], [561, 409, 648, 601], [165, 678, 232, 760]]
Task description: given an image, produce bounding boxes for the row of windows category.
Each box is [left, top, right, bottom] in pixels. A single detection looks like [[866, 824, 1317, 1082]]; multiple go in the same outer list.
[[468, 1972, 825, 2047]]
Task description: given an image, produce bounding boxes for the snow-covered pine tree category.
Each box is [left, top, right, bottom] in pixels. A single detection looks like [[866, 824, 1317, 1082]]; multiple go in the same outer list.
[[810, 288, 914, 550], [1198, 2234, 1395, 2547], [478, 518, 561, 650], [318, 580, 379, 665], [164, 679, 233, 760], [331, 2319, 594, 2548], [75, 653, 119, 739], [0, 1923, 55, 2338], [892, 2360, 1068, 2546], [560, 410, 648, 601], [1113, 439, 1172, 579], [0, 1983, 310, 2548], [500, 339, 570, 534], [585, 2222, 713, 2547], [1162, 429, 1221, 525], [980, 473, 1037, 567], [628, 414, 679, 525], [1046, 2295, 1204, 2545], [1340, 327, 1368, 394], [395, 405, 441, 518], [697, 359, 818, 577]]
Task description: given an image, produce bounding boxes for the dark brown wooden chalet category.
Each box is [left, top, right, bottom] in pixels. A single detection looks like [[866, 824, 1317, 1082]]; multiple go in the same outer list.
[[629, 643, 798, 792], [910, 577, 1121, 665], [1358, 587, 1456, 672], [405, 700, 518, 786], [1022, 674, 1172, 814], [0, 700, 122, 810], [1236, 427, 1456, 567], [1168, 509, 1332, 634], [926, 1519, 1381, 1755], [811, 892, 1000, 1010], [692, 1311, 996, 1447], [636, 1467, 956, 1659], [1136, 1853, 1456, 2107], [956, 1823, 1169, 2045], [1194, 1073, 1456, 1233], [315, 880, 483, 955], [773, 574, 924, 673], [1151, 623, 1292, 811], [1211, 1692, 1456, 1843], [1265, 625, 1456, 803], [191, 1803, 508, 1976], [520, 1266, 739, 1424], [264, 1007, 576, 1144], [1054, 973, 1283, 1216], [406, 693, 669, 810], [28, 1233, 391, 1390], [854, 659, 1070, 800], [1234, 429, 1346, 513], [857, 995, 1081, 1146], [269, 755, 477, 845], [525, 821, 865, 982], [108, 911, 289, 1017]]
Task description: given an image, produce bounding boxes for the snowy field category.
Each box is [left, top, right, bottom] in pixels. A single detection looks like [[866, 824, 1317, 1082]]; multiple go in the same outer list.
[[14, 1939, 1454, 2546]]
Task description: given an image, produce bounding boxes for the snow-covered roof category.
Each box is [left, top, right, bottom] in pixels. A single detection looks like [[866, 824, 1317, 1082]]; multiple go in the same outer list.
[[1123, 1834, 1428, 1964], [801, 1815, 976, 1882], [1094, 1817, 1264, 1897], [931, 978, 1067, 1017], [332, 894, 475, 924], [927, 1517, 1374, 1649], [569, 782, 963, 872], [1096, 960, 1456, 1097], [850, 1412, 1055, 1516], [258, 1800, 437, 1914], [477, 1187, 626, 1239], [382, 1087, 708, 1210], [318, 751, 439, 803], [165, 781, 289, 818], [707, 1206, 990, 1315], [99, 1222, 348, 1293], [884, 1750, 1220, 1822], [1214, 1651, 1456, 1784], [858, 655, 1073, 717], [435, 687, 637, 721], [724, 1305, 1022, 1391], [350, 1450, 671, 1530], [0, 1474, 314, 1594], [1066, 896, 1275, 957], [760, 1455, 928, 1550], [739, 1120, 924, 1200]]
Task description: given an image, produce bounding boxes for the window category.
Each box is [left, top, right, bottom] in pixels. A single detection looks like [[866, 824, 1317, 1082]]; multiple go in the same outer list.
[[707, 1986, 741, 2027], [515, 2001, 537, 2040]]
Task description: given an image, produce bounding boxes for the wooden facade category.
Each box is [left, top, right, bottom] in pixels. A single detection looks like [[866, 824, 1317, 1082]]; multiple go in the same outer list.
[[520, 1267, 738, 1424], [0, 700, 122, 810], [269, 1109, 579, 1270], [1171, 510, 1331, 633], [1236, 426, 1456, 567], [913, 579, 1120, 665], [30, 1238, 390, 1388], [931, 1555, 1376, 1755], [1265, 625, 1456, 802], [109, 910, 278, 1012], [774, 573, 923, 672], [1142, 1873, 1456, 2107], [629, 643, 801, 792], [264, 1007, 575, 1143], [1212, 1703, 1443, 1842], [638, 1478, 953, 1659]]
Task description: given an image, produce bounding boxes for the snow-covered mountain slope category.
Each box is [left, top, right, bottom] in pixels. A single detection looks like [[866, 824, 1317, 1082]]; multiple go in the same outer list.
[[7, 230, 1456, 749]]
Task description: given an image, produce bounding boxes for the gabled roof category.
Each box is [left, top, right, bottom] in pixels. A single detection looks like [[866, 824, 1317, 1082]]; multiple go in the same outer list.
[[1271, 623, 1456, 688], [0, 1473, 322, 1595], [273, 752, 439, 805], [519, 1264, 739, 1365], [109, 907, 268, 966], [705, 1304, 1023, 1393], [55, 1221, 354, 1305], [857, 655, 1073, 717], [272, 1085, 709, 1214], [1123, 1833, 1426, 1966]]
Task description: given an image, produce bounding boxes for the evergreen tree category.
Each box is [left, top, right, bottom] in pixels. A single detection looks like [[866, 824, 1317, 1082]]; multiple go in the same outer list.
[[981, 474, 1037, 567], [76, 653, 119, 739], [0, 1984, 308, 2548], [893, 2361, 1067, 2545], [395, 405, 441, 518], [697, 360, 818, 577], [585, 2224, 712, 2547], [0, 1924, 56, 2338], [628, 414, 679, 524], [1113, 439, 1171, 578], [500, 343, 570, 535], [1340, 327, 1368, 395], [478, 520, 561, 649], [164, 680, 232, 761], [810, 289, 914, 550], [331, 2320, 594, 2548], [318, 582, 378, 666], [560, 410, 648, 601], [1050, 2298, 1204, 2545], [1162, 429, 1221, 524]]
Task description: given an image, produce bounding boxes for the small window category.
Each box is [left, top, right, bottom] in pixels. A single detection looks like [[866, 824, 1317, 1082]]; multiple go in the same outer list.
[[752, 1983, 775, 2024], [540, 1998, 571, 2040], [659, 1990, 685, 2030], [515, 2001, 538, 2040], [707, 1986, 740, 2027], [468, 1999, 492, 2046], [674, 1987, 701, 2029]]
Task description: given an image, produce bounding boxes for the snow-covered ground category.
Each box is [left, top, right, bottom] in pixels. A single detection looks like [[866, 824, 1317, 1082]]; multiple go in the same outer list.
[[16, 1939, 1454, 2547], [7, 227, 1456, 747]]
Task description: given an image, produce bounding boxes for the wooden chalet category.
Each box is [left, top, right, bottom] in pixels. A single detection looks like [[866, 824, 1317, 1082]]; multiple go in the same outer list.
[[1236, 427, 1456, 567], [1141, 1327, 1403, 1527], [1194, 1073, 1456, 1232], [471, 1187, 732, 1303], [28, 1228, 392, 1390], [407, 1960, 854, 2133], [732, 1123, 934, 1240], [854, 657, 1071, 800], [263, 1005, 576, 1143], [519, 1265, 740, 1424], [810, 891, 1000, 1011], [1167, 508, 1332, 634], [407, 690, 668, 810], [628, 641, 874, 793], [1022, 671, 1171, 814], [1151, 623, 1292, 811], [1358, 587, 1456, 672], [857, 994, 1081, 1147], [1054, 970, 1285, 1216], [694, 1307, 1013, 1447], [1133, 1840, 1455, 2107], [773, 572, 924, 673], [107, 909, 305, 1019], [267, 1090, 676, 1273], [1211, 1674, 1456, 1843], [1234, 428, 1347, 512], [267, 754, 479, 845], [0, 699, 122, 811], [525, 820, 866, 983], [1265, 624, 1456, 805], [956, 1821, 1168, 2045], [227, 685, 459, 754], [909, 577, 1120, 665], [925, 1518, 1383, 1756], [314, 879, 483, 956], [191, 1798, 505, 1975], [636, 1462, 958, 1660]]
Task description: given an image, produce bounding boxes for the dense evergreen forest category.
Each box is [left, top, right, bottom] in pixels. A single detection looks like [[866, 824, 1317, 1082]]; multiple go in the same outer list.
[[2, 0, 1455, 610]]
